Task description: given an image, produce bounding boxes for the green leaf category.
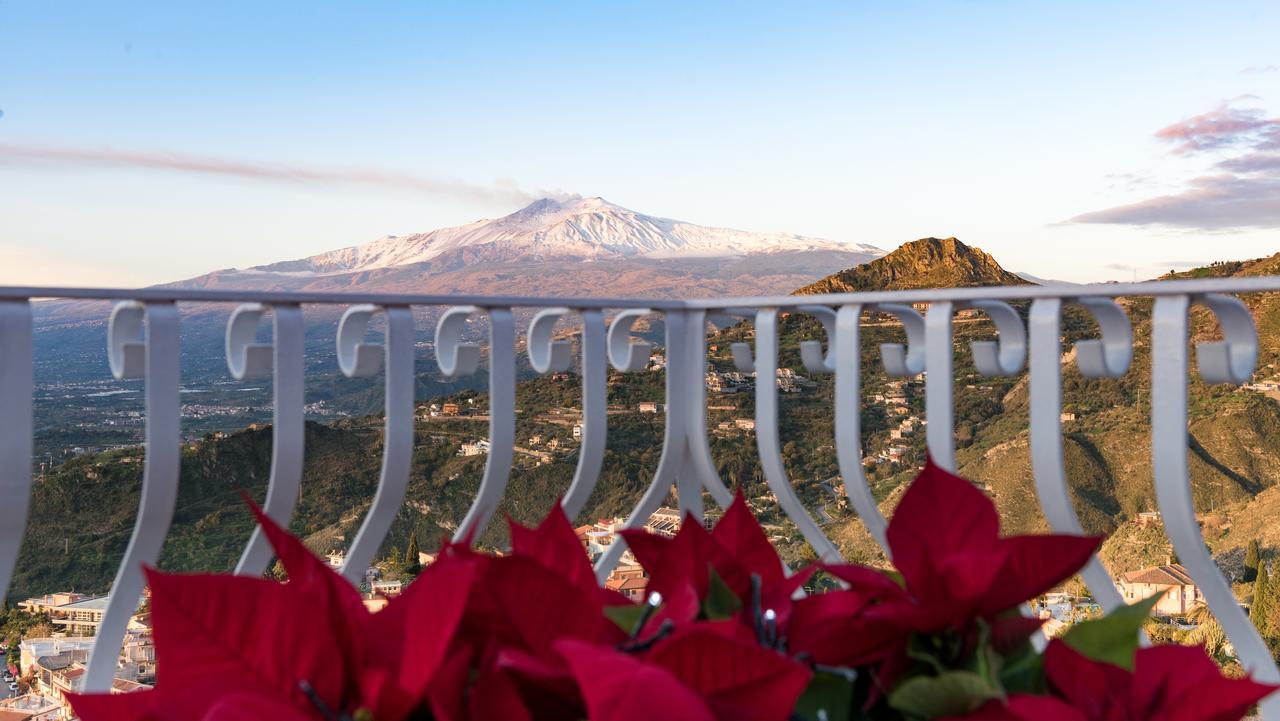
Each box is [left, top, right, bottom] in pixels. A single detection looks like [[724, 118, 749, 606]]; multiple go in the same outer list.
[[793, 669, 857, 721], [1061, 595, 1159, 671], [997, 644, 1044, 695], [701, 566, 743, 620], [604, 604, 649, 634], [888, 670, 1003, 719]]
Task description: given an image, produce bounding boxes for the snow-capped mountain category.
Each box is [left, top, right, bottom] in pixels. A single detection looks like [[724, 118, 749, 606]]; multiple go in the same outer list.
[[244, 196, 882, 276]]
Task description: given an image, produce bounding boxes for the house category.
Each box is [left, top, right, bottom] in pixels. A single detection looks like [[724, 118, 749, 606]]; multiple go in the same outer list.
[[458, 439, 490, 457], [638, 402, 663, 413], [1134, 511, 1162, 528], [734, 418, 755, 431], [1118, 563, 1201, 616], [47, 596, 110, 637], [616, 576, 649, 602], [371, 579, 404, 596], [441, 403, 460, 416], [18, 593, 87, 616], [0, 694, 61, 721]]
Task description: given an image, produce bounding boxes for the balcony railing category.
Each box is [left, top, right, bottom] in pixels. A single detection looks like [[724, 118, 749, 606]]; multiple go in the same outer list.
[[1, 279, 1279, 716]]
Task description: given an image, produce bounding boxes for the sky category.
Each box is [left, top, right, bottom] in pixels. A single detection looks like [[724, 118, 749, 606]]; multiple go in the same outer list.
[[2, 1, 1279, 286]]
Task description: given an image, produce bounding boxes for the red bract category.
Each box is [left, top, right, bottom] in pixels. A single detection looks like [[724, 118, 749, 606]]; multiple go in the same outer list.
[[618, 491, 811, 626], [556, 623, 812, 721], [428, 504, 633, 719], [951, 639, 1277, 721], [69, 501, 476, 721], [832, 458, 1101, 639]]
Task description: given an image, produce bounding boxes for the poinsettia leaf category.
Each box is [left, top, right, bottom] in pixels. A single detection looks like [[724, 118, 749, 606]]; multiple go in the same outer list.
[[792, 669, 856, 721], [67, 688, 158, 721], [200, 691, 318, 721], [996, 643, 1045, 696], [939, 696, 1087, 721], [710, 491, 784, 586], [889, 670, 1004, 719], [508, 503, 597, 595], [145, 567, 350, 709], [468, 670, 534, 721], [646, 625, 812, 721], [486, 555, 608, 654], [886, 458, 1001, 594], [363, 556, 478, 718], [981, 535, 1102, 616], [1060, 596, 1158, 671], [702, 566, 744, 620], [1132, 644, 1277, 720], [555, 639, 717, 721], [603, 602, 645, 633]]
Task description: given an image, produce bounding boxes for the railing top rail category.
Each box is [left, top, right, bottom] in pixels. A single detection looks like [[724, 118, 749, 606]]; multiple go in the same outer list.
[[689, 277, 1280, 309], [1, 286, 687, 310], [6, 275, 1280, 309]]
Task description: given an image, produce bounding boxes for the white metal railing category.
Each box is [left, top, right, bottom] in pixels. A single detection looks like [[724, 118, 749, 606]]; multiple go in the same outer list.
[[1, 279, 1279, 716]]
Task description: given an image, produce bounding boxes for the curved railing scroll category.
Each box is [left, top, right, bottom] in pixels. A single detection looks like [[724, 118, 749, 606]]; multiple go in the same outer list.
[[527, 308, 608, 520], [85, 301, 181, 692], [335, 304, 416, 583], [227, 303, 306, 576], [441, 306, 517, 544], [1151, 293, 1280, 713]]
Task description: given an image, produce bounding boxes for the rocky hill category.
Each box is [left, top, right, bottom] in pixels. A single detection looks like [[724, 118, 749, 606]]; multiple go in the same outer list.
[[794, 237, 1028, 294]]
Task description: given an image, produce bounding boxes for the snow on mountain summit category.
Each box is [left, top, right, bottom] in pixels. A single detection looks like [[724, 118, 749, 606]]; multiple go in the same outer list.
[[249, 196, 883, 276]]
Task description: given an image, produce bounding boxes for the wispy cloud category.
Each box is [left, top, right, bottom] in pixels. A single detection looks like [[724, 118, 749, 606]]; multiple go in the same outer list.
[[1242, 65, 1279, 75], [1068, 98, 1280, 230], [1152, 102, 1280, 154], [0, 142, 572, 207]]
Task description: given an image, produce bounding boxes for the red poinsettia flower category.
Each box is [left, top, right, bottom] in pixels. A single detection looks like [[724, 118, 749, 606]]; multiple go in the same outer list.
[[556, 621, 813, 721], [618, 491, 812, 627], [425, 503, 634, 720], [950, 639, 1277, 721], [884, 458, 1102, 631], [787, 458, 1100, 694], [69, 501, 476, 721]]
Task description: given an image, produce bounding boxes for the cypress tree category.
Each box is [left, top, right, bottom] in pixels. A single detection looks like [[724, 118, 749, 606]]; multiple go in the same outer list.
[[405, 532, 421, 566], [1253, 561, 1276, 642], [1246, 540, 1261, 583]]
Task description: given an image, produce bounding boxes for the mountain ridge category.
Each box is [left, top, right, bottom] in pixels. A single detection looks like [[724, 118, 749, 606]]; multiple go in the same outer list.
[[217, 195, 884, 279]]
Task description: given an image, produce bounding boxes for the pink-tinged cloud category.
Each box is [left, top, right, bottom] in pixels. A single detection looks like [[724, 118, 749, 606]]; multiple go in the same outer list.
[[0, 142, 571, 207], [1069, 173, 1280, 230], [1154, 103, 1280, 154]]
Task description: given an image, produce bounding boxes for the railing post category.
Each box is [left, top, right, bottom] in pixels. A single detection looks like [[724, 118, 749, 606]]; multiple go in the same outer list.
[[530, 308, 609, 522], [834, 304, 890, 553], [0, 301, 32, 600], [229, 303, 306, 577], [1151, 294, 1280, 716], [753, 308, 842, 563], [595, 310, 690, 580], [925, 301, 957, 470], [1028, 298, 1132, 614], [337, 305, 416, 583], [86, 302, 181, 692], [679, 309, 733, 513], [450, 307, 516, 544]]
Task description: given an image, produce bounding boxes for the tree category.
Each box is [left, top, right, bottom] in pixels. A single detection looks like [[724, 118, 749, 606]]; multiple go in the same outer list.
[[404, 532, 423, 576], [1252, 562, 1276, 642], [1246, 540, 1261, 583], [405, 532, 420, 566]]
